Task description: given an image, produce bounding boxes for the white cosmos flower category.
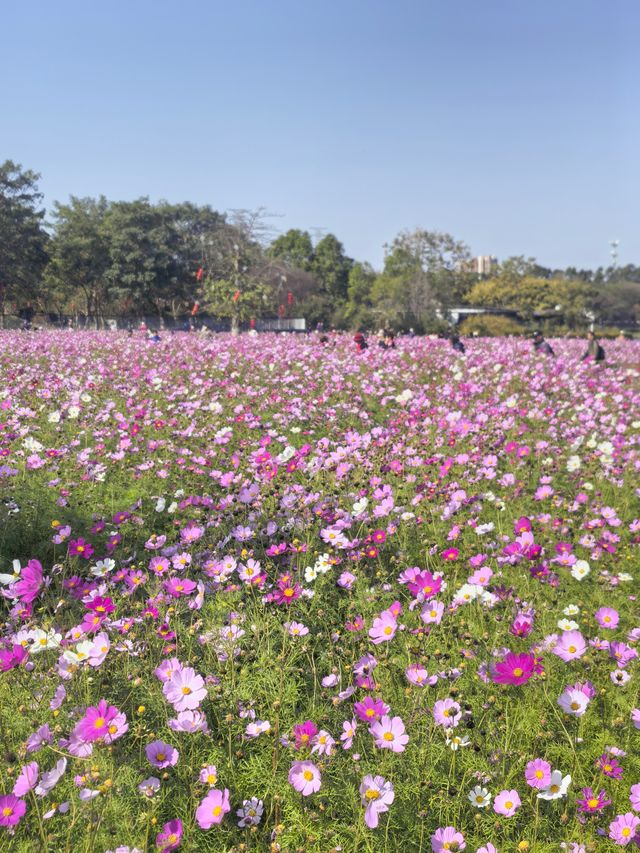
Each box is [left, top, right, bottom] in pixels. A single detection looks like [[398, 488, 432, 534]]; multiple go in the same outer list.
[[468, 786, 491, 808], [537, 771, 571, 800]]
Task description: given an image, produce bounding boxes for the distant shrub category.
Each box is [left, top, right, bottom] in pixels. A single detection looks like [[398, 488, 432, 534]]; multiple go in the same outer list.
[[458, 314, 525, 337]]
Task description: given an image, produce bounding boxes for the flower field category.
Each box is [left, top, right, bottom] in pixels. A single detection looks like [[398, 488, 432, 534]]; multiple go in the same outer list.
[[0, 330, 639, 853]]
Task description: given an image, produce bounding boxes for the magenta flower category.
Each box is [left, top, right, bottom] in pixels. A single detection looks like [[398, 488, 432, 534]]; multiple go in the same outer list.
[[0, 794, 26, 827], [156, 818, 183, 851], [195, 788, 230, 828], [576, 787, 611, 813], [491, 652, 536, 685], [359, 774, 394, 828], [525, 758, 551, 789], [68, 538, 94, 559], [293, 720, 317, 750], [431, 826, 466, 852], [146, 740, 179, 769], [163, 667, 207, 711], [369, 715, 409, 752], [597, 754, 623, 779], [288, 761, 321, 796], [13, 559, 43, 604], [368, 610, 397, 644], [493, 789, 521, 817], [631, 784, 640, 812], [608, 812, 639, 846], [75, 700, 120, 742], [164, 578, 197, 598], [354, 696, 389, 723]]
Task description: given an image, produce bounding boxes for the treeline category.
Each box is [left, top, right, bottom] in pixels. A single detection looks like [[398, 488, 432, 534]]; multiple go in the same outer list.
[[1, 160, 639, 332]]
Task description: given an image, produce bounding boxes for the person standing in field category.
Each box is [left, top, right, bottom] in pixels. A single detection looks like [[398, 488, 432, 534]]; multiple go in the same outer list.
[[531, 330, 555, 357], [581, 331, 605, 363]]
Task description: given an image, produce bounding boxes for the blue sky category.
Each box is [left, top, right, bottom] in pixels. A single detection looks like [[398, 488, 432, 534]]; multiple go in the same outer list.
[[2, 0, 638, 270]]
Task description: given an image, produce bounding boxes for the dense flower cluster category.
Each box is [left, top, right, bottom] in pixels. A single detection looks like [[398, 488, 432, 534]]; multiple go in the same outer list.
[[0, 331, 638, 850]]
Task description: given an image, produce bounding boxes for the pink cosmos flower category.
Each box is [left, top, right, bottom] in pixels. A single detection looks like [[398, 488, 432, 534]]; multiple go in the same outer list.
[[421, 601, 445, 625], [631, 709, 640, 728], [431, 826, 466, 852], [406, 664, 437, 687], [368, 610, 397, 644], [199, 766, 218, 787], [433, 698, 461, 728], [491, 652, 536, 685], [595, 607, 620, 629], [476, 846, 498, 853], [552, 630, 586, 662], [195, 788, 230, 828], [369, 715, 409, 752], [525, 758, 551, 789], [288, 761, 321, 796], [341, 718, 357, 749], [493, 789, 521, 817], [156, 818, 183, 851], [163, 667, 207, 711], [310, 730, 335, 757], [359, 774, 394, 828], [155, 658, 183, 683], [13, 762, 38, 796], [146, 740, 179, 769], [608, 812, 640, 846], [75, 700, 120, 742], [630, 784, 640, 812], [0, 794, 26, 827]]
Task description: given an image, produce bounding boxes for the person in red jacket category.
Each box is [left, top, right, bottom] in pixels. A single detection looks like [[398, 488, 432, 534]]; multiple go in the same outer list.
[[353, 332, 368, 352]]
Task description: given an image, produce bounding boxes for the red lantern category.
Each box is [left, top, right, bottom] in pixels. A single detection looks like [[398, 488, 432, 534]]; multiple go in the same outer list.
[[191, 301, 200, 316], [278, 304, 286, 318], [232, 290, 241, 303], [196, 267, 203, 281], [250, 318, 255, 329], [287, 291, 293, 306]]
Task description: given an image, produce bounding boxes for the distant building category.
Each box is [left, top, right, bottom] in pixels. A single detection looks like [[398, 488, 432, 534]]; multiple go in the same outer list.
[[460, 256, 498, 276]]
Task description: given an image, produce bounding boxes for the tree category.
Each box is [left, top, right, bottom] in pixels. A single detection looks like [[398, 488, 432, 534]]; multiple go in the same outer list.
[[0, 160, 49, 324], [46, 196, 112, 324], [342, 262, 377, 328], [203, 209, 275, 333], [368, 229, 473, 331], [310, 234, 353, 303], [268, 229, 314, 270], [466, 276, 598, 328]]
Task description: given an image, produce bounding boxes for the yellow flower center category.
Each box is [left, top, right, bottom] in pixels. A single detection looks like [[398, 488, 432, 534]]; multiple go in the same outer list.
[[207, 774, 217, 784], [365, 789, 379, 800], [570, 702, 580, 711], [156, 752, 165, 762], [212, 805, 222, 817], [505, 801, 513, 809], [2, 807, 12, 817], [181, 686, 192, 695], [303, 770, 314, 781], [535, 770, 544, 779], [94, 717, 105, 728], [587, 798, 599, 809], [382, 732, 394, 741], [384, 626, 393, 635], [568, 646, 577, 654], [512, 667, 523, 677]]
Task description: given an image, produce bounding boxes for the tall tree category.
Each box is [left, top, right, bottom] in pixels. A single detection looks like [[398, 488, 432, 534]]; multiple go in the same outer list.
[[0, 160, 49, 323], [268, 229, 314, 270], [46, 196, 111, 324], [310, 234, 353, 303]]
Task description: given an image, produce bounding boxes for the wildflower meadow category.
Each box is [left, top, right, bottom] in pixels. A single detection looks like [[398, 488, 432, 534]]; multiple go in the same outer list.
[[0, 330, 639, 853]]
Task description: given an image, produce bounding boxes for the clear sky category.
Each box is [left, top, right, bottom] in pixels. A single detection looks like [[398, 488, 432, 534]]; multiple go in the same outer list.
[[2, 0, 638, 270]]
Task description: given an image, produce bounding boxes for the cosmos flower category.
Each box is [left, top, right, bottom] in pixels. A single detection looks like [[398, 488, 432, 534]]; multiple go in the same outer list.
[[359, 775, 394, 828], [288, 761, 321, 796]]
